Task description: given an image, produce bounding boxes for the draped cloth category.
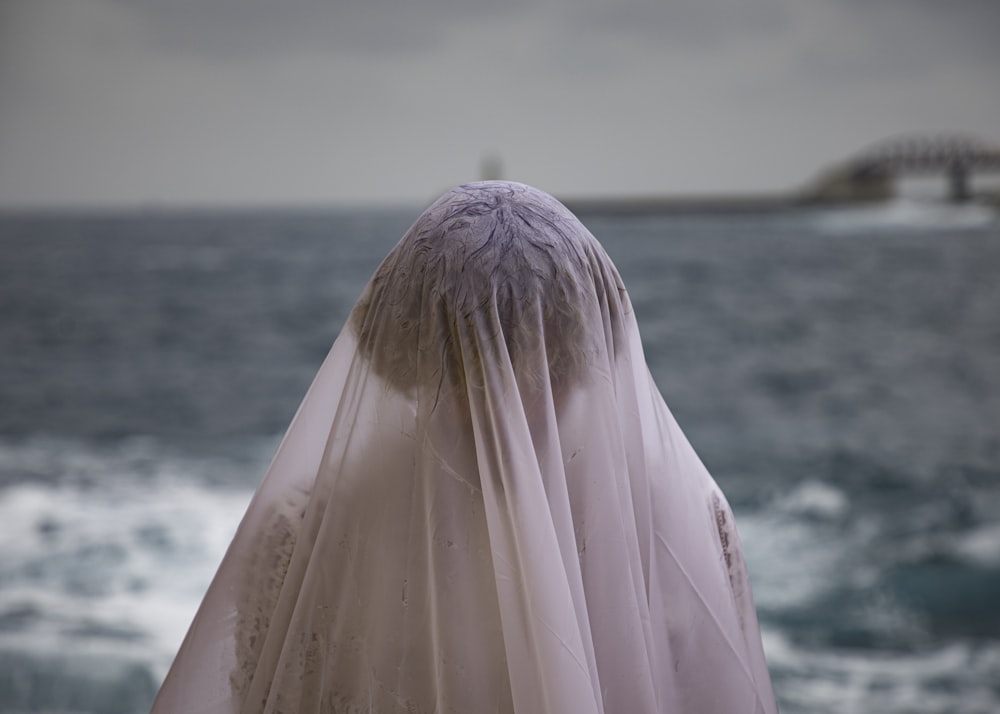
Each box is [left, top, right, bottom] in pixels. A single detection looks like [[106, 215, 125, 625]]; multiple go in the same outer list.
[[152, 181, 778, 714]]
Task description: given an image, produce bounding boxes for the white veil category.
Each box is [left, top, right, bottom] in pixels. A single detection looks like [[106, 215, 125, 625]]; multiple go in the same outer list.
[[152, 181, 777, 714]]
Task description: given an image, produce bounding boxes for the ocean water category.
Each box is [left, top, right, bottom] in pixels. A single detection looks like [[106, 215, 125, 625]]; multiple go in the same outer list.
[[1, 199, 998, 713]]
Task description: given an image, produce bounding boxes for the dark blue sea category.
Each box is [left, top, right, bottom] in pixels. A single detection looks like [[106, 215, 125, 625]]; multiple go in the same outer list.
[[1, 199, 998, 713]]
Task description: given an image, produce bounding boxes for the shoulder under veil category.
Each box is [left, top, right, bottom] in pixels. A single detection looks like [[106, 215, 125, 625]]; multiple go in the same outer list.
[[152, 181, 778, 714]]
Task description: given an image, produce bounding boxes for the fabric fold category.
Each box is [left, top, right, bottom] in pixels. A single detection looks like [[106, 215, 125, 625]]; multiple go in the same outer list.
[[152, 181, 777, 714]]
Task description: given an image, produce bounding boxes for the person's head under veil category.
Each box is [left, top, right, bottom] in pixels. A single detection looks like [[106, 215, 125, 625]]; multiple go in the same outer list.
[[351, 182, 623, 399], [152, 181, 778, 714]]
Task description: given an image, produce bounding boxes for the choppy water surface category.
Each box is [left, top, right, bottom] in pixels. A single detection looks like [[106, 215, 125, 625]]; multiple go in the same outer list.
[[1, 200, 998, 713]]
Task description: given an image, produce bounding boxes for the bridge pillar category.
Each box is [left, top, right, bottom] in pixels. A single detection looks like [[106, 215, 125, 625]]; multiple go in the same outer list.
[[948, 163, 970, 203]]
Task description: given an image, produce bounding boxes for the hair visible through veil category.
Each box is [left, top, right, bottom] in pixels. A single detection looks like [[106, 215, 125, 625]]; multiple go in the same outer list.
[[351, 182, 626, 396], [151, 181, 778, 714]]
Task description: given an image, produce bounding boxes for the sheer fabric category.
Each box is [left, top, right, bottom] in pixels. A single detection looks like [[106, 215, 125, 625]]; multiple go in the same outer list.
[[152, 181, 777, 714]]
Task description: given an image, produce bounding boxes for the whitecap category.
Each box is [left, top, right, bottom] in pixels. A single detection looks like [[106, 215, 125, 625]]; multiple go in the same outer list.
[[0, 437, 261, 678], [811, 198, 998, 235], [776, 479, 850, 521]]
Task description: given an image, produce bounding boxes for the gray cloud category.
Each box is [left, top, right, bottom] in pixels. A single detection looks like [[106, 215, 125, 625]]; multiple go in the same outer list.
[[563, 0, 796, 47], [103, 0, 530, 56], [92, 0, 1000, 84], [101, 0, 801, 58], [819, 0, 1000, 76]]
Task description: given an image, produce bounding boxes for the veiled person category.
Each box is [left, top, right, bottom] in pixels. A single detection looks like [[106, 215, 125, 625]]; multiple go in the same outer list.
[[152, 181, 778, 714]]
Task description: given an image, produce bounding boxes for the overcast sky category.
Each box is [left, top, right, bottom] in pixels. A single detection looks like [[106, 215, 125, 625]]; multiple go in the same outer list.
[[1, 0, 998, 208]]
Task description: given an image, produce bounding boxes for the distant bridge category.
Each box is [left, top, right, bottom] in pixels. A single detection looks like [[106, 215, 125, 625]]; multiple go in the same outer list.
[[564, 133, 1000, 215], [810, 134, 1000, 203]]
